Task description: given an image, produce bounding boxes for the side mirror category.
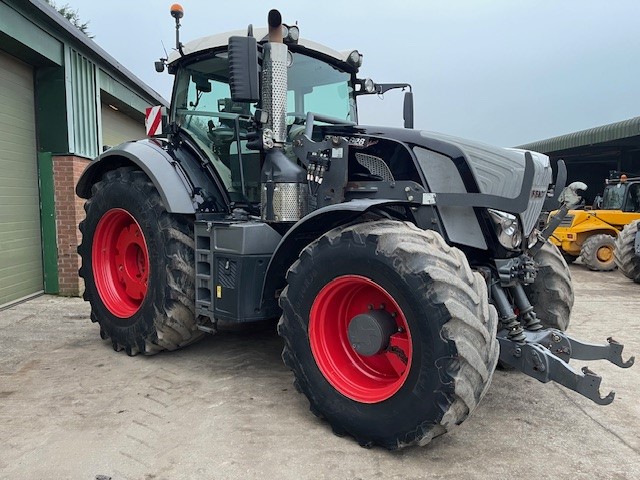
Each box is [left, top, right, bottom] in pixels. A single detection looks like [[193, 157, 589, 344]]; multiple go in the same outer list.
[[228, 36, 260, 103], [403, 91, 414, 129], [559, 181, 588, 207], [193, 74, 212, 93]]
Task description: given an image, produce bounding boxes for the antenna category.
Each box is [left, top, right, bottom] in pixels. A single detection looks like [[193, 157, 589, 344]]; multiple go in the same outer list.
[[155, 40, 169, 73], [161, 39, 169, 59]]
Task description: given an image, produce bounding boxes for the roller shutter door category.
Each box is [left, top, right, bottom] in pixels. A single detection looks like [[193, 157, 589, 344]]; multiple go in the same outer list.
[[101, 102, 145, 149], [0, 50, 43, 307]]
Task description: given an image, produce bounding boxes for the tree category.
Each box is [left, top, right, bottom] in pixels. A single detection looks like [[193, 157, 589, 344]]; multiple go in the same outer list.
[[45, 1, 94, 39]]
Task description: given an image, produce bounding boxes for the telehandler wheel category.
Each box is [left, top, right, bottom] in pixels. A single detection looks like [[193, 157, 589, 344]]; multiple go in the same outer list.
[[524, 241, 574, 331], [614, 220, 640, 283], [278, 220, 499, 449], [78, 167, 203, 355], [580, 233, 617, 271]]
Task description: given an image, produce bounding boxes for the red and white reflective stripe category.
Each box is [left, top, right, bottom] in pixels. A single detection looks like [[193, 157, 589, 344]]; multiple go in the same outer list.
[[145, 106, 164, 136]]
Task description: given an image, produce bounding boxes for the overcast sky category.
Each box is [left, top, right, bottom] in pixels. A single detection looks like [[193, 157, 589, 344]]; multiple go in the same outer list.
[[66, 0, 640, 147]]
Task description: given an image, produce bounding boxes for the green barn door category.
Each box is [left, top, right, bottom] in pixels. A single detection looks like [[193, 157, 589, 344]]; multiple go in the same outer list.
[[0, 50, 43, 307]]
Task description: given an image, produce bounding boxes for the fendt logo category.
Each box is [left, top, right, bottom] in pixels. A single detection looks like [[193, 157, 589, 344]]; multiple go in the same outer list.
[[531, 189, 546, 198]]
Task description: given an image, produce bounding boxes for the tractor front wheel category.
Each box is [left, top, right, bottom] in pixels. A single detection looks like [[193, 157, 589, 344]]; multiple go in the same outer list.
[[524, 241, 574, 331], [278, 220, 499, 449], [78, 167, 203, 355]]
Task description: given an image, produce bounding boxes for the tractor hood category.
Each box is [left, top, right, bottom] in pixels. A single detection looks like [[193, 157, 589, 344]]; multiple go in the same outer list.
[[353, 126, 553, 237]]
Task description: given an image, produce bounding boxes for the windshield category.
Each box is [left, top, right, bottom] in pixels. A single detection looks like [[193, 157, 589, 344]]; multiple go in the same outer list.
[[173, 50, 355, 203], [287, 53, 356, 121], [602, 184, 627, 210]]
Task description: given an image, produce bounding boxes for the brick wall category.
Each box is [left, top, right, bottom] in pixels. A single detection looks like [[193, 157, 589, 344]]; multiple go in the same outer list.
[[52, 155, 90, 296]]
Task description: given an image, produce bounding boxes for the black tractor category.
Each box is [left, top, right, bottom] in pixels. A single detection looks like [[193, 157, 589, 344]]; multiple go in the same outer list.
[[75, 7, 634, 449]]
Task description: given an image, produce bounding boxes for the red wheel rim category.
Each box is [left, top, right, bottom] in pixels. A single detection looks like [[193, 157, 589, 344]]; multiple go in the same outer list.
[[92, 208, 149, 318], [309, 275, 413, 403]]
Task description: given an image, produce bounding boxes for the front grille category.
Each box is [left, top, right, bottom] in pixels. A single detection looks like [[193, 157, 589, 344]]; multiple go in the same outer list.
[[355, 153, 394, 181]]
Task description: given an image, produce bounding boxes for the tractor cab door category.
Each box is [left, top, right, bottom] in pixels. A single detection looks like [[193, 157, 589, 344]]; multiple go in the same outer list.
[[173, 54, 261, 204], [624, 183, 640, 212]]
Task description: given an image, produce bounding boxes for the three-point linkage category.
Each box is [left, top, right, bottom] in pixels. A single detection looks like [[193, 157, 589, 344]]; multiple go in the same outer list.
[[498, 329, 635, 405]]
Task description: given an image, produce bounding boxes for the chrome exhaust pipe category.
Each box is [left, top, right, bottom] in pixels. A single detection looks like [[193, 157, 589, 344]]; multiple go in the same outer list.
[[260, 9, 307, 222]]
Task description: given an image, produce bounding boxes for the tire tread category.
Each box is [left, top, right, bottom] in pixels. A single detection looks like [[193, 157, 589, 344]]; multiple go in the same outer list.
[[77, 167, 203, 355], [614, 220, 640, 282], [279, 220, 498, 449]]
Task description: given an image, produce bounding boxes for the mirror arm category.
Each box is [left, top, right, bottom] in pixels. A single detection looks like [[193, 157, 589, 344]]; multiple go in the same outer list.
[[376, 83, 412, 95]]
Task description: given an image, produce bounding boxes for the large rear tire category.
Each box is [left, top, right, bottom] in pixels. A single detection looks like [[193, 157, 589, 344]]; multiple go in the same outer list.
[[614, 220, 640, 283], [524, 241, 574, 331], [278, 220, 499, 449], [580, 233, 617, 271], [78, 167, 203, 355]]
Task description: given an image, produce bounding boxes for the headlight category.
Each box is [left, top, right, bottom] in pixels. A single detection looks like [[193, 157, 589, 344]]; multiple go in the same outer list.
[[488, 209, 523, 250], [527, 229, 539, 249]]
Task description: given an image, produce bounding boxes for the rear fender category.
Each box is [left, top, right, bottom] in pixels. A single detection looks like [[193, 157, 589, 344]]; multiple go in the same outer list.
[[261, 199, 411, 303], [76, 140, 195, 214]]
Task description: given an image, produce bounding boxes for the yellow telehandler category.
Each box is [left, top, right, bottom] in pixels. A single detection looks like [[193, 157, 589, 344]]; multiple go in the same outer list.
[[550, 174, 640, 270]]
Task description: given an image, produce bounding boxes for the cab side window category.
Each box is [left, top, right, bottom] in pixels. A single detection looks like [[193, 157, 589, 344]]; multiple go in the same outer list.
[[626, 184, 640, 212]]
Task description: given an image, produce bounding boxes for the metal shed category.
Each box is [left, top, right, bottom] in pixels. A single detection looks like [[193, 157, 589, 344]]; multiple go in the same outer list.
[[0, 0, 168, 307], [518, 117, 640, 204]]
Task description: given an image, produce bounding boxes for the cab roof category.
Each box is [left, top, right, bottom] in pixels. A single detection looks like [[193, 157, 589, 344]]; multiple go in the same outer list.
[[167, 27, 355, 68]]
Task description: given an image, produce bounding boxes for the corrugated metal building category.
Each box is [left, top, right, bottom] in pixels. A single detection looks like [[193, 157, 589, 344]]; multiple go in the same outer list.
[[518, 117, 640, 204], [0, 0, 168, 307]]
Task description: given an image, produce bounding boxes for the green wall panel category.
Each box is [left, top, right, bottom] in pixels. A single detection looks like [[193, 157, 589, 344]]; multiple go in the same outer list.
[[0, 1, 63, 66], [37, 151, 59, 294]]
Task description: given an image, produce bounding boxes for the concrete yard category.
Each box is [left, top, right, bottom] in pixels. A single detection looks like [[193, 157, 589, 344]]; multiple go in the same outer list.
[[1, 265, 639, 479]]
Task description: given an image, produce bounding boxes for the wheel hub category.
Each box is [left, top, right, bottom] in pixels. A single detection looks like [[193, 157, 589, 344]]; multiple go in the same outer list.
[[92, 208, 149, 318], [348, 310, 397, 356], [309, 275, 413, 403], [597, 245, 613, 262]]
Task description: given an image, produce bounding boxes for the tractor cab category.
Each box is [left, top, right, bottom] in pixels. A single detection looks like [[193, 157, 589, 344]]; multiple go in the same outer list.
[[159, 22, 413, 209], [168, 40, 358, 204], [601, 175, 640, 212]]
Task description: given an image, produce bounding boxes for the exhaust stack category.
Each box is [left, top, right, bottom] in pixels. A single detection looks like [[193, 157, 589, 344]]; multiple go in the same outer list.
[[262, 9, 288, 146], [260, 9, 307, 222]]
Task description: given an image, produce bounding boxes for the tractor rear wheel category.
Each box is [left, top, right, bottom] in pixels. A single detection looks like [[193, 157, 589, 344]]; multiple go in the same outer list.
[[524, 241, 574, 331], [78, 167, 203, 355], [614, 220, 640, 283], [580, 233, 617, 271], [278, 220, 499, 449]]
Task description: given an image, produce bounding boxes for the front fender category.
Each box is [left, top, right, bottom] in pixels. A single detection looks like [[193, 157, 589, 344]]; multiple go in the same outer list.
[[261, 199, 410, 303], [76, 139, 195, 214]]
